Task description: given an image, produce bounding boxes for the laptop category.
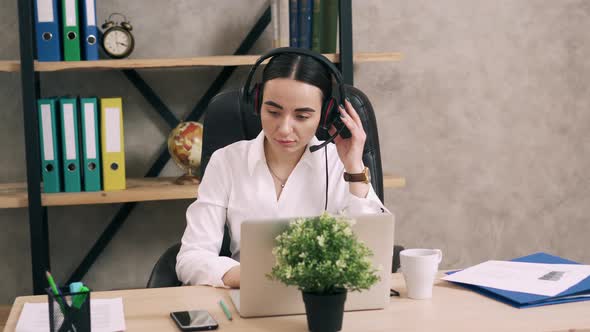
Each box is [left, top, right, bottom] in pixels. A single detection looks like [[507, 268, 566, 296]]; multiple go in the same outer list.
[[230, 213, 394, 317]]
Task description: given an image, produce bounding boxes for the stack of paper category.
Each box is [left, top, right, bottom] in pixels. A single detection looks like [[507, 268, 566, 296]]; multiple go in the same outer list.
[[442, 253, 590, 308], [15, 297, 126, 332]]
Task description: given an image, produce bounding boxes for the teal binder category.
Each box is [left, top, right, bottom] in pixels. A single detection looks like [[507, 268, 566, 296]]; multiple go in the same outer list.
[[38, 98, 62, 193], [59, 97, 81, 192], [79, 97, 101, 191]]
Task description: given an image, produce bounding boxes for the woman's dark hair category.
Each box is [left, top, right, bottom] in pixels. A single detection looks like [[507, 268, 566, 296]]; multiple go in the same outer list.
[[261, 53, 333, 100]]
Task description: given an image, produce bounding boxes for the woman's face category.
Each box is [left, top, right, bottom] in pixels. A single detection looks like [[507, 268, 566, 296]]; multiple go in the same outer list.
[[260, 78, 323, 154]]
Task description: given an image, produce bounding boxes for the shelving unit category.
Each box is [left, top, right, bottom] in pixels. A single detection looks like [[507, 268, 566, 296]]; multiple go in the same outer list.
[[9, 0, 403, 294]]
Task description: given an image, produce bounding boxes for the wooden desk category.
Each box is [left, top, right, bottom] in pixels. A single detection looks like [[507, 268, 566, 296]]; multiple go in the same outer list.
[[4, 273, 590, 332]]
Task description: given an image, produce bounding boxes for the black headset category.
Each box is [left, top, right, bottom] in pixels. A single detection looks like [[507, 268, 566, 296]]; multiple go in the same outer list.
[[241, 47, 351, 153], [240, 47, 356, 211]]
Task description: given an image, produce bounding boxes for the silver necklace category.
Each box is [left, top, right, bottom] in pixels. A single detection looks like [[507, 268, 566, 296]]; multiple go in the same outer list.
[[267, 165, 287, 188]]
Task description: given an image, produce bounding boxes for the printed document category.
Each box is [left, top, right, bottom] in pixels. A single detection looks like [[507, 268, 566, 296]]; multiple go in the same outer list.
[[15, 297, 126, 332], [442, 260, 590, 296]]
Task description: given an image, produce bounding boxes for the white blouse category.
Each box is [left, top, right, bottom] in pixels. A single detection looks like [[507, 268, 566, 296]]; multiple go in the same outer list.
[[176, 131, 388, 287]]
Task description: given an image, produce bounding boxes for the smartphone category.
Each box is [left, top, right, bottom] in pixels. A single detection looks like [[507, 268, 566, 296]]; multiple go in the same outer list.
[[170, 310, 219, 331]]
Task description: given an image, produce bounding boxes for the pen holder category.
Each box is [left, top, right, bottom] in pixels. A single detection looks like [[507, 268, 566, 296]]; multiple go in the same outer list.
[[46, 287, 91, 332]]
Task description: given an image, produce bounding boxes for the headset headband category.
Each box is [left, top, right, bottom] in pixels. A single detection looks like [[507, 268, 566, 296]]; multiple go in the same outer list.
[[241, 47, 346, 107]]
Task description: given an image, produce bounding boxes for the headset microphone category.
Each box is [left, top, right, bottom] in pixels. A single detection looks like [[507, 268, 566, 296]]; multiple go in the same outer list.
[[309, 124, 347, 153]]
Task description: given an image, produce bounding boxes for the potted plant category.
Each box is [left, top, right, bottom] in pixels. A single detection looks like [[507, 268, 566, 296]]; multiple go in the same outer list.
[[268, 212, 379, 332]]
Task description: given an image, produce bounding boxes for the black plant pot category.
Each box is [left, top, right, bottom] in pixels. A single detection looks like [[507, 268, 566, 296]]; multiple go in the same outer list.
[[302, 289, 347, 332]]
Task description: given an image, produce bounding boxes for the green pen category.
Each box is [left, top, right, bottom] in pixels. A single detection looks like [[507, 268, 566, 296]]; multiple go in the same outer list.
[[218, 299, 233, 321]]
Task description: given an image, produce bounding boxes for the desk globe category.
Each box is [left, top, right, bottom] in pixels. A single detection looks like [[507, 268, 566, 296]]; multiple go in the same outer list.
[[167, 121, 203, 185]]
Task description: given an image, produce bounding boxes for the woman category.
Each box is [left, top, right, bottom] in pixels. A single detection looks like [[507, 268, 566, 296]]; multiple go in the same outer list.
[[176, 52, 388, 288]]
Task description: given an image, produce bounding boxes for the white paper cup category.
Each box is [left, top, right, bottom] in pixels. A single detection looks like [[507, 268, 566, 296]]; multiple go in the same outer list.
[[400, 248, 443, 299]]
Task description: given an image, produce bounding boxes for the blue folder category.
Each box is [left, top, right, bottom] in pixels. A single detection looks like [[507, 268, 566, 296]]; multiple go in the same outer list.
[[446, 252, 590, 308], [33, 0, 62, 61], [80, 0, 99, 60]]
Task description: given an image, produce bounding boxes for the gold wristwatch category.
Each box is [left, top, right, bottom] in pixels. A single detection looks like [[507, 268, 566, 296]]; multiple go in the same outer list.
[[343, 166, 371, 184]]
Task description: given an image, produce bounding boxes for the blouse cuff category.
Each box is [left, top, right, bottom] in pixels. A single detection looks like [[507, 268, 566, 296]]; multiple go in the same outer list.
[[344, 185, 389, 215], [209, 257, 240, 288]]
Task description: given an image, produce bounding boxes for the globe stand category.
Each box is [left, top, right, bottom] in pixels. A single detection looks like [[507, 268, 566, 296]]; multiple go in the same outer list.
[[175, 171, 200, 185]]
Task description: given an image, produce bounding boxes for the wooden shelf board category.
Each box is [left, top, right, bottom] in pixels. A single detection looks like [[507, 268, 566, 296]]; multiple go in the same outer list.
[[0, 175, 405, 209], [0, 61, 19, 72], [0, 177, 197, 209], [0, 52, 402, 72], [384, 175, 406, 189]]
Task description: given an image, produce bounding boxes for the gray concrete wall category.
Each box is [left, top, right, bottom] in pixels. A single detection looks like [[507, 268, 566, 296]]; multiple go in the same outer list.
[[1, 0, 589, 303]]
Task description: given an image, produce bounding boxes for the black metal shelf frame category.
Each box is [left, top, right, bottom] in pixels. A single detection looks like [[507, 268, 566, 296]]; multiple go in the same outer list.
[[16, 0, 354, 294]]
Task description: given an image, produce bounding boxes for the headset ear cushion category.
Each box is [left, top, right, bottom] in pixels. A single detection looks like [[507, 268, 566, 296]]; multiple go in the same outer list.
[[252, 83, 263, 114], [321, 97, 337, 128]]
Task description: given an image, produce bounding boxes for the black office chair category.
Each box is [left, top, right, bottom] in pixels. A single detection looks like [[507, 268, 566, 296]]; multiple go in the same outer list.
[[146, 86, 402, 288]]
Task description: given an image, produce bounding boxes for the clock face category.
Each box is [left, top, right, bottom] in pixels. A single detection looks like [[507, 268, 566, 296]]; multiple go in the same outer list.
[[103, 29, 133, 57]]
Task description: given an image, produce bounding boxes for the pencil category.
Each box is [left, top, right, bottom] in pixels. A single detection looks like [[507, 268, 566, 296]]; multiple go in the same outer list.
[[46, 271, 66, 312]]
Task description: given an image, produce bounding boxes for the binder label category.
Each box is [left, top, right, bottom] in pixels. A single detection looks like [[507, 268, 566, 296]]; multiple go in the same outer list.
[[41, 104, 54, 160], [105, 107, 121, 153], [84, 103, 97, 159], [63, 104, 77, 160], [37, 0, 54, 22], [65, 0, 77, 26], [85, 0, 96, 25]]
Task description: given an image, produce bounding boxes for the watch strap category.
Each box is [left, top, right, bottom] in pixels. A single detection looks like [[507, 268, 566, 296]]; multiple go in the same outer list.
[[344, 166, 370, 183]]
